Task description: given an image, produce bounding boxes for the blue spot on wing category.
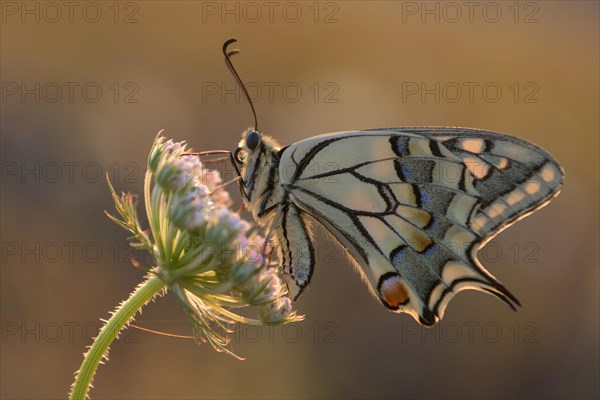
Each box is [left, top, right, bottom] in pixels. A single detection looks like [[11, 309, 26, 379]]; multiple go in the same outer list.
[[393, 252, 403, 263], [423, 244, 437, 257], [419, 187, 430, 206], [428, 217, 438, 229], [402, 165, 411, 179], [396, 140, 406, 155], [391, 245, 407, 264]]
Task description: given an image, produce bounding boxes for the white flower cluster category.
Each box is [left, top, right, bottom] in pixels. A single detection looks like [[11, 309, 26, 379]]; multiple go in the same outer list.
[[133, 133, 302, 356]]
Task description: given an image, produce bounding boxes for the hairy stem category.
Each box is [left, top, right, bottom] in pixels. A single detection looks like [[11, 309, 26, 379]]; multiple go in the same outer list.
[[70, 274, 165, 399]]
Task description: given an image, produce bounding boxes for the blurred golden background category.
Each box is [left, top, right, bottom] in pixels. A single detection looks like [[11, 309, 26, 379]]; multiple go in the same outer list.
[[1, 1, 598, 398]]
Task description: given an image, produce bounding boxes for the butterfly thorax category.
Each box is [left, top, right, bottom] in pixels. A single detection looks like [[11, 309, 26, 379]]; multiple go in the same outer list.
[[239, 134, 286, 227]]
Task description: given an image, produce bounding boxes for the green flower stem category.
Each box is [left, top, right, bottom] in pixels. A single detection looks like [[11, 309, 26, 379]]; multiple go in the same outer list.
[[70, 274, 166, 400]]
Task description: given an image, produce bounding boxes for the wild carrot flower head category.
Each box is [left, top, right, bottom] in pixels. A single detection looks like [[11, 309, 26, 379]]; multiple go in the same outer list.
[[107, 131, 302, 358]]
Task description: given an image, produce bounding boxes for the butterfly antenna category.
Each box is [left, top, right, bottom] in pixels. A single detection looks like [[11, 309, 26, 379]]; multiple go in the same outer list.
[[223, 38, 259, 131]]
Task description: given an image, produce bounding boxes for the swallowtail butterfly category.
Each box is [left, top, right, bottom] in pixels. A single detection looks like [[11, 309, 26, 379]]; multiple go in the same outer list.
[[217, 39, 564, 326]]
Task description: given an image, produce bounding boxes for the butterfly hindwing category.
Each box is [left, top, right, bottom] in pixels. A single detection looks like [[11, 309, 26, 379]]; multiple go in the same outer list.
[[275, 128, 563, 324]]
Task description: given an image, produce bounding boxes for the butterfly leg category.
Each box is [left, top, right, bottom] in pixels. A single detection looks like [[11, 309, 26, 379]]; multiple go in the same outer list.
[[260, 202, 284, 258], [209, 175, 242, 194], [182, 150, 248, 200]]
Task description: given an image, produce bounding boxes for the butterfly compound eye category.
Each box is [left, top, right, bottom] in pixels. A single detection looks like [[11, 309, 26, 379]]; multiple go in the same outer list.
[[246, 130, 261, 150]]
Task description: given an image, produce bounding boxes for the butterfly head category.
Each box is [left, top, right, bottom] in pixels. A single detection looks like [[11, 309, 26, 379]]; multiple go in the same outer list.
[[234, 129, 261, 165], [234, 129, 283, 203]]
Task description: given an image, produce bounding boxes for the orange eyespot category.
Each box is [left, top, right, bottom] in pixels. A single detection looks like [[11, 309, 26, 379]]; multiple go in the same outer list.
[[379, 274, 409, 309]]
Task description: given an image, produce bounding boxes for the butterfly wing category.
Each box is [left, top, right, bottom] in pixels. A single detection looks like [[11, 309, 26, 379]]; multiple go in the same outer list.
[[277, 127, 563, 325]]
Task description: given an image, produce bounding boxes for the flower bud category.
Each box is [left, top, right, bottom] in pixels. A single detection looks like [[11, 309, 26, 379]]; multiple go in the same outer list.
[[148, 135, 166, 172], [229, 261, 260, 285], [170, 185, 213, 233], [259, 297, 293, 324], [242, 268, 284, 305], [156, 161, 192, 193]]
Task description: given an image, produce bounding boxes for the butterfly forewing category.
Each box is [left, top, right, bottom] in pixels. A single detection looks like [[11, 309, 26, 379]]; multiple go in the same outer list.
[[270, 128, 563, 325]]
